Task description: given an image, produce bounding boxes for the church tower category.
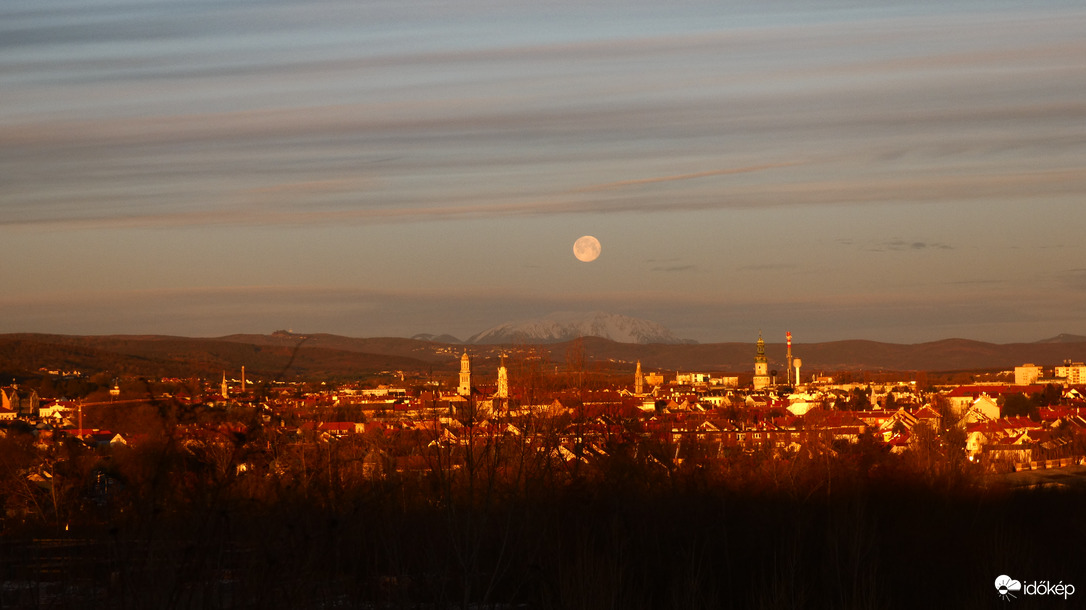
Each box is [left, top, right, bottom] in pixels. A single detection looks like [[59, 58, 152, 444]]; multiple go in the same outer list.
[[496, 352, 509, 400], [753, 332, 770, 390], [458, 351, 472, 397], [634, 360, 645, 395], [221, 371, 229, 399]]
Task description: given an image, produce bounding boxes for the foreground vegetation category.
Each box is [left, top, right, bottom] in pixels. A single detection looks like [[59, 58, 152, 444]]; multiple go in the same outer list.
[[1, 399, 1083, 609]]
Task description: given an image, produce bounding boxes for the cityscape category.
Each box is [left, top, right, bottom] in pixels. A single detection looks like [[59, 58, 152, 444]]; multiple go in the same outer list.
[[4, 0, 1086, 607], [9, 331, 1086, 477], [2, 329, 1086, 607]]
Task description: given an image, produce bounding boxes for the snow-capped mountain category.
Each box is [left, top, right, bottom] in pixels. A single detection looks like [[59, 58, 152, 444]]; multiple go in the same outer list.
[[466, 312, 692, 345], [410, 333, 464, 344]]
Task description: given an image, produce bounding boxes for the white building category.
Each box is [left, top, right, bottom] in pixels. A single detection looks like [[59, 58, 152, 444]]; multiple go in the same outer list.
[[959, 396, 1001, 426], [1055, 362, 1086, 385], [644, 372, 664, 387], [1014, 364, 1043, 386]]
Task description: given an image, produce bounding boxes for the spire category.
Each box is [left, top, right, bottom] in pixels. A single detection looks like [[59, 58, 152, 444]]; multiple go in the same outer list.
[[753, 331, 770, 390], [458, 351, 472, 397], [496, 352, 509, 400], [634, 360, 644, 395]]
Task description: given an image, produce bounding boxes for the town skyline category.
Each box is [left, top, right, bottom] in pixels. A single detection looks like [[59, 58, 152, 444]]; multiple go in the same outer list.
[[3, 0, 1086, 344], [4, 312, 1086, 605], [4, 316, 1086, 608]]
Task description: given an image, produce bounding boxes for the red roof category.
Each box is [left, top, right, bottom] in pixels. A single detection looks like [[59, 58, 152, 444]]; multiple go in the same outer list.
[[913, 406, 941, 419], [318, 422, 357, 432], [1039, 407, 1086, 421], [946, 385, 1044, 398]]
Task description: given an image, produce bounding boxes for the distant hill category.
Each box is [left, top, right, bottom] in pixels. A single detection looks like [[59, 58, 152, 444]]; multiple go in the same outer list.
[[216, 332, 463, 365], [1036, 333, 1086, 344], [561, 336, 1086, 372], [0, 333, 436, 381], [4, 332, 1086, 380]]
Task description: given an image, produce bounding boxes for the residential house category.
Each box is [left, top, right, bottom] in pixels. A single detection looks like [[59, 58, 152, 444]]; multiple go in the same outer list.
[[958, 396, 1001, 426]]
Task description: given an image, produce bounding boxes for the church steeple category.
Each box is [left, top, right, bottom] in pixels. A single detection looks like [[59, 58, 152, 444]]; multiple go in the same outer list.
[[458, 351, 472, 397], [753, 331, 770, 389], [496, 352, 509, 400]]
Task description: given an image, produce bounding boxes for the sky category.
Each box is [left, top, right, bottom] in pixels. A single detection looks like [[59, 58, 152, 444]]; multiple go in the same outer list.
[[2, 0, 1085, 344]]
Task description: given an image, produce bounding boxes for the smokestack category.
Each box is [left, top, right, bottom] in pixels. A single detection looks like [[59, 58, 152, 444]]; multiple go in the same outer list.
[[786, 332, 794, 385]]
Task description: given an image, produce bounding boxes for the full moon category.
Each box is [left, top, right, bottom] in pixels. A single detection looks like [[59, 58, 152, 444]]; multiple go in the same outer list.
[[573, 235, 601, 262]]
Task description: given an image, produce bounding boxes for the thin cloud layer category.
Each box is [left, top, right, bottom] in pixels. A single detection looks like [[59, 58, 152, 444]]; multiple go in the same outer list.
[[2, 0, 1085, 341], [2, 3, 1084, 229]]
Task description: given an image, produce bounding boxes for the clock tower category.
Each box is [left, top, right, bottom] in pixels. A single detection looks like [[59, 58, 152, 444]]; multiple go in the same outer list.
[[753, 332, 770, 389]]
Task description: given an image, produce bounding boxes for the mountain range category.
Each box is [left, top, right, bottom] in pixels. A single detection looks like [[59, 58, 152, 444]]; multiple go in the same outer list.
[[463, 311, 693, 345], [3, 331, 1086, 382]]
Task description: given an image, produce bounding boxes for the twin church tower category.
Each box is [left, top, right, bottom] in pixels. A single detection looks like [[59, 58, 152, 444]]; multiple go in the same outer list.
[[457, 351, 508, 399]]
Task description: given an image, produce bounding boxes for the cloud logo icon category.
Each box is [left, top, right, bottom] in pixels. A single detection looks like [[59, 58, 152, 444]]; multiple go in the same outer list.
[[995, 575, 1022, 600]]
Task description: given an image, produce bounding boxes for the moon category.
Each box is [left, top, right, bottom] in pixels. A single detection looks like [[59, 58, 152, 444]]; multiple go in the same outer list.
[[573, 235, 601, 262]]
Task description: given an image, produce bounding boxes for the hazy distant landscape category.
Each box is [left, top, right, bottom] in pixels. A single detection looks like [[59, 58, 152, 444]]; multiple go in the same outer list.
[[4, 330, 1086, 382]]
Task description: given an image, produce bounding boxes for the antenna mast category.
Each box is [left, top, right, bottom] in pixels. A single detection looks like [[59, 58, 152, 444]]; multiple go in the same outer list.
[[786, 332, 793, 386]]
